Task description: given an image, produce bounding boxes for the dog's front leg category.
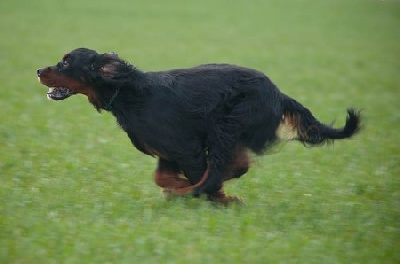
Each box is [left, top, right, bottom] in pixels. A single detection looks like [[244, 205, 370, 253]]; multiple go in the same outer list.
[[153, 158, 190, 189]]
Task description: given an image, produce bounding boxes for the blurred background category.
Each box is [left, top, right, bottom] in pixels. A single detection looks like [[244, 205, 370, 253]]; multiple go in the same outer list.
[[1, 0, 399, 263]]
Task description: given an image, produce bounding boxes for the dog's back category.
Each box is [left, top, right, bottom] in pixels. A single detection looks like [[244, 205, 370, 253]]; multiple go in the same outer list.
[[145, 63, 284, 154]]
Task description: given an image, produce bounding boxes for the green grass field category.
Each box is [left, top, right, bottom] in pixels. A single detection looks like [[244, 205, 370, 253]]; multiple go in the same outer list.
[[1, 0, 399, 263]]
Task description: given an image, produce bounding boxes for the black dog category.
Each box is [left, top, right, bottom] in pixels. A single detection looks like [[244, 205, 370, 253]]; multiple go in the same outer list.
[[37, 48, 361, 204]]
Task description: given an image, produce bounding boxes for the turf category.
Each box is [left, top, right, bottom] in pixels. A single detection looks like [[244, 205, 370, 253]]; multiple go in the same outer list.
[[1, 0, 399, 263]]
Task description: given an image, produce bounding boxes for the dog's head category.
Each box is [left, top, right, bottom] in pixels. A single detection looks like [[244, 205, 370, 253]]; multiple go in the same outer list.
[[37, 48, 133, 110]]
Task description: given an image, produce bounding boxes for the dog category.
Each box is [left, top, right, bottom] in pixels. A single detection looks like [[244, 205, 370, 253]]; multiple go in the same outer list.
[[37, 48, 361, 204]]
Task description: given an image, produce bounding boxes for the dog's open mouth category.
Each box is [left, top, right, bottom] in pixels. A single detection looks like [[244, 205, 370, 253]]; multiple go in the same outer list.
[[47, 87, 73, 100]]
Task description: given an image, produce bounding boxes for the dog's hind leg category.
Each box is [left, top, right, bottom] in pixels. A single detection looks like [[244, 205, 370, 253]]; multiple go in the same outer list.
[[202, 146, 249, 203], [194, 121, 243, 196], [202, 146, 249, 205], [224, 146, 250, 181]]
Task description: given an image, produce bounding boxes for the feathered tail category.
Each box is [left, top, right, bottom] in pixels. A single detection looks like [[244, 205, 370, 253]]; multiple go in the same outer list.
[[279, 94, 361, 145]]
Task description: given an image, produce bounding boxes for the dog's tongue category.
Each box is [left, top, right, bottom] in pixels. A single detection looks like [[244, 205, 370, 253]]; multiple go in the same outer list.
[[47, 87, 72, 100]]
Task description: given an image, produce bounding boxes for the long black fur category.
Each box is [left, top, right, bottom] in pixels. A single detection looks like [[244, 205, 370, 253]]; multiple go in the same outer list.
[[38, 48, 361, 196]]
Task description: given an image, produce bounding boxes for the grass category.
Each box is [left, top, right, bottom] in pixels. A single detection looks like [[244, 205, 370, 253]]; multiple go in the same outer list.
[[1, 0, 399, 263]]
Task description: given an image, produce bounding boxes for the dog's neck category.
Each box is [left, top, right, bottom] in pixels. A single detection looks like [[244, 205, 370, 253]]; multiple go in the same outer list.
[[90, 68, 146, 112], [103, 86, 121, 111]]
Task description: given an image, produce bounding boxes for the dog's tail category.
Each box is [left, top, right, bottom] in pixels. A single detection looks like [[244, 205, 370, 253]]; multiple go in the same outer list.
[[278, 94, 361, 145]]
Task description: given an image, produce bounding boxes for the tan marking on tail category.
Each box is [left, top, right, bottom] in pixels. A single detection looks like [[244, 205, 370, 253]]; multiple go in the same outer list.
[[276, 114, 298, 140]]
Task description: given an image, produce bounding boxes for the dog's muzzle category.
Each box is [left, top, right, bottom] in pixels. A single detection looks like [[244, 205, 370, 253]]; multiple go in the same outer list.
[[36, 67, 73, 101]]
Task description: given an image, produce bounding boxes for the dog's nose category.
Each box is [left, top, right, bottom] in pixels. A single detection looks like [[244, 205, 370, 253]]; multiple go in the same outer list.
[[37, 68, 44, 77]]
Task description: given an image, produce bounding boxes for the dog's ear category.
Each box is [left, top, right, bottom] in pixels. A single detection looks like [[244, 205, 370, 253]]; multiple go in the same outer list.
[[98, 53, 125, 78], [89, 52, 131, 79]]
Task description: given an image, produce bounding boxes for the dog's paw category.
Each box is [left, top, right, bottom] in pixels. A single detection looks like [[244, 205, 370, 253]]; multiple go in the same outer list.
[[207, 190, 245, 206]]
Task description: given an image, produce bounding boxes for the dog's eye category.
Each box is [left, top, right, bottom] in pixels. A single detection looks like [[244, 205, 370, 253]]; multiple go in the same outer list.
[[62, 61, 69, 68]]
